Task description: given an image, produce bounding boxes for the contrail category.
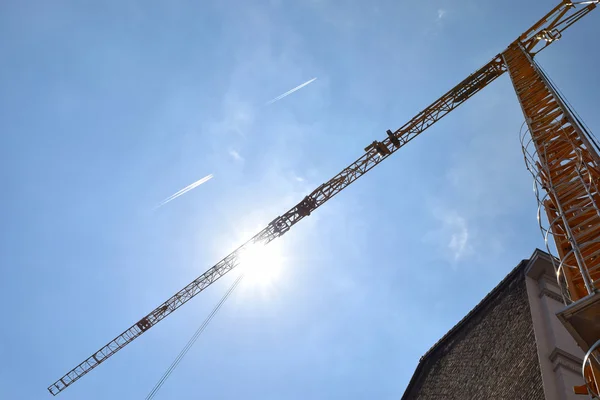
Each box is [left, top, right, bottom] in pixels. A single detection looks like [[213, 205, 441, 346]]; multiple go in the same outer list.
[[266, 77, 317, 105], [155, 174, 213, 209]]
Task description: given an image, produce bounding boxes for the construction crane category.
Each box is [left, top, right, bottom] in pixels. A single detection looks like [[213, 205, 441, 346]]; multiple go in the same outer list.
[[48, 1, 600, 397]]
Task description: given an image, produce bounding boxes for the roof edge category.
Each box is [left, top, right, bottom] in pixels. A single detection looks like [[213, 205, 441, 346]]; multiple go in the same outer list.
[[400, 254, 539, 399]]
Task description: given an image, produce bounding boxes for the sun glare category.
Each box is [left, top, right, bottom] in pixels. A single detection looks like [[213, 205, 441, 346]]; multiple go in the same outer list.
[[239, 242, 284, 287]]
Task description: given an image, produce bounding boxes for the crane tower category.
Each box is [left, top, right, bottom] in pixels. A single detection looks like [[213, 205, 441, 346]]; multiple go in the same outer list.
[[48, 1, 600, 397]]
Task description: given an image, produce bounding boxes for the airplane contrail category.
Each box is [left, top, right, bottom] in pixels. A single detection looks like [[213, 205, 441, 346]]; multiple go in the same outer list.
[[155, 174, 214, 209], [266, 77, 317, 105]]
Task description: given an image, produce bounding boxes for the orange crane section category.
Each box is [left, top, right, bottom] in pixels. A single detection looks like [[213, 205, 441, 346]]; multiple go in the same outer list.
[[504, 40, 600, 396], [48, 1, 600, 396], [505, 44, 600, 302]]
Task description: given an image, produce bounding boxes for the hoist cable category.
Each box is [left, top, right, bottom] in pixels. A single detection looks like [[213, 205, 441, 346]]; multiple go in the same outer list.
[[145, 273, 245, 400], [534, 60, 600, 154]]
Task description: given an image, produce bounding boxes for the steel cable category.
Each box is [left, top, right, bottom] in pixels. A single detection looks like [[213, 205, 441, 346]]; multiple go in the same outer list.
[[145, 273, 245, 400]]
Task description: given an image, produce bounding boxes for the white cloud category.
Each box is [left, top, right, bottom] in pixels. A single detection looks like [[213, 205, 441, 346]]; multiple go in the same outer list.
[[446, 212, 470, 261], [425, 208, 474, 262], [228, 149, 244, 162], [437, 9, 446, 20], [222, 99, 255, 137]]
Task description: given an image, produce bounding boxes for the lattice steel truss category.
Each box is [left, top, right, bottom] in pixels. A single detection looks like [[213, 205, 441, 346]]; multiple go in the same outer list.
[[505, 43, 600, 302], [505, 41, 600, 397]]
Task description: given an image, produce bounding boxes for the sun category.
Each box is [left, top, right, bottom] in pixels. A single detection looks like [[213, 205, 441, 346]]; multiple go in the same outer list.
[[238, 242, 284, 287]]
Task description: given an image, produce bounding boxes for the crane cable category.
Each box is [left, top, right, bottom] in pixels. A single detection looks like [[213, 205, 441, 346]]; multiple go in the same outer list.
[[534, 59, 600, 154], [145, 273, 246, 400]]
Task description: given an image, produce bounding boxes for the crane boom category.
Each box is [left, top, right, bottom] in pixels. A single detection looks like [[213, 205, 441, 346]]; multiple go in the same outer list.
[[48, 58, 507, 399], [48, 1, 598, 396]]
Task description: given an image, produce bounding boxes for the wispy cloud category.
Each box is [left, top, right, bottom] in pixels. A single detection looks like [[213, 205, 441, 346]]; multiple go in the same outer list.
[[155, 174, 213, 209], [446, 212, 470, 261], [228, 149, 244, 162], [266, 77, 317, 105], [425, 208, 473, 262], [437, 9, 446, 20]]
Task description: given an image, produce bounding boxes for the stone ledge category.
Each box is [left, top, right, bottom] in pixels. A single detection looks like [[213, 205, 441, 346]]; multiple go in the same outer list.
[[549, 347, 583, 374], [539, 287, 564, 303]]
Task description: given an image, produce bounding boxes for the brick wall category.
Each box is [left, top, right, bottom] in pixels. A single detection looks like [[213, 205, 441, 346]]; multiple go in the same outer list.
[[402, 266, 545, 400]]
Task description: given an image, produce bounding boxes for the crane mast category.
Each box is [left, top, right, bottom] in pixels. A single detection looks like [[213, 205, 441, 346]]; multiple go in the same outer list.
[[48, 1, 600, 396], [504, 36, 600, 397]]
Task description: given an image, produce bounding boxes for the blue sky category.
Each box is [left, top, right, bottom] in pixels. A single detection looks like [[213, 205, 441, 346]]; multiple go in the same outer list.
[[1, 1, 599, 399]]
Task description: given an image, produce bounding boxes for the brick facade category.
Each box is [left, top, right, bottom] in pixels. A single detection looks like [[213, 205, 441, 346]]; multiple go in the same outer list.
[[402, 261, 545, 400]]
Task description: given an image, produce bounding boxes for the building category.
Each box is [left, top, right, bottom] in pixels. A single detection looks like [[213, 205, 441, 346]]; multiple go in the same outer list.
[[401, 249, 586, 400]]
